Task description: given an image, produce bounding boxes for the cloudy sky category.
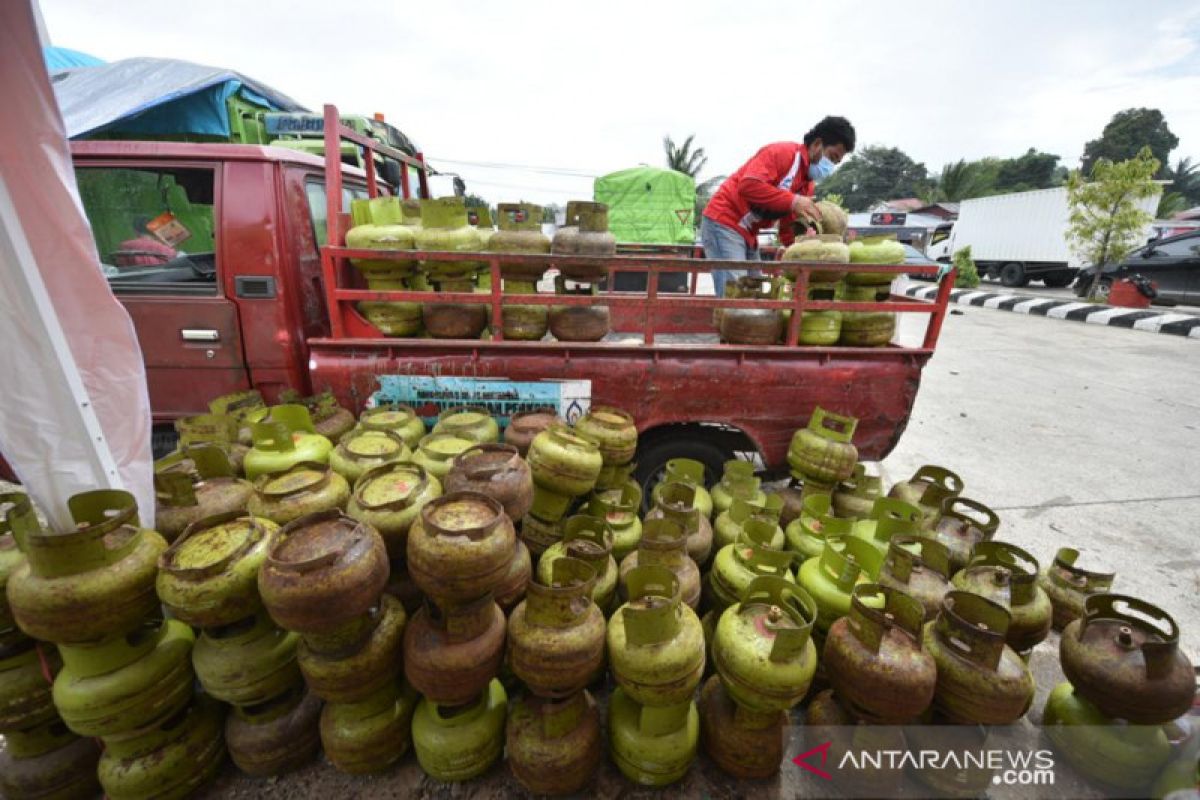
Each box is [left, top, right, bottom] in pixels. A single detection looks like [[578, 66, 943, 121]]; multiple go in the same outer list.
[[41, 0, 1200, 206]]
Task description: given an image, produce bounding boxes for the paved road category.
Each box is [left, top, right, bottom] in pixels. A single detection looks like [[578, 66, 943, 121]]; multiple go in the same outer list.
[[890, 301, 1200, 659]]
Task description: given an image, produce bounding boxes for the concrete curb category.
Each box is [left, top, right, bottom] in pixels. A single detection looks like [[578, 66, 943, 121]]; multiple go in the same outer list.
[[901, 284, 1200, 339]]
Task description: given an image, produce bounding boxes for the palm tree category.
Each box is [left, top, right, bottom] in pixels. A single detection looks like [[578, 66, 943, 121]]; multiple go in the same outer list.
[[1169, 156, 1199, 207], [664, 134, 708, 178], [937, 159, 994, 202]]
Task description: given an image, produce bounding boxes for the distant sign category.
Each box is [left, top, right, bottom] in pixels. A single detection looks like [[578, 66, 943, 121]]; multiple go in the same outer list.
[[870, 212, 907, 226], [264, 114, 326, 135]]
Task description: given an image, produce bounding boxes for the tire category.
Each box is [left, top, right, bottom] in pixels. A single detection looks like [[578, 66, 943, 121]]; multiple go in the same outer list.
[[1042, 271, 1074, 288], [999, 262, 1029, 288], [633, 436, 730, 514], [1093, 278, 1113, 302]]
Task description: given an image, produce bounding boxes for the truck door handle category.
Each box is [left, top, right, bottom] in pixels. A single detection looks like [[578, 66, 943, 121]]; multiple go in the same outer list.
[[181, 329, 221, 342]]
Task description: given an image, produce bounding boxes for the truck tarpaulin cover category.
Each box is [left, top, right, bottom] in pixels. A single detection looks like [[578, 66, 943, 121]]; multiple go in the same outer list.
[[0, 2, 155, 526], [593, 166, 697, 245], [51, 56, 307, 140]]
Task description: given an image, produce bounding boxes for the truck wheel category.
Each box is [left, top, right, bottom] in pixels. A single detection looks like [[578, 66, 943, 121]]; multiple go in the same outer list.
[[999, 262, 1029, 288], [1042, 271, 1074, 288], [633, 437, 729, 514]]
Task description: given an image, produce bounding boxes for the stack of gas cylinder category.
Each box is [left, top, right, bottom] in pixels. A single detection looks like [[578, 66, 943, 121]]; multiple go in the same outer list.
[[4, 488, 222, 799], [1, 393, 1197, 797], [344, 195, 619, 342], [720, 216, 907, 347]]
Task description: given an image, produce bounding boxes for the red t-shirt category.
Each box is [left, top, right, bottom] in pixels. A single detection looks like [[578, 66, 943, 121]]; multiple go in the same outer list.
[[704, 141, 814, 247]]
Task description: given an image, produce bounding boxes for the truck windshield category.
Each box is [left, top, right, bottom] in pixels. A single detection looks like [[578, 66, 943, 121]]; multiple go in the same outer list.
[[75, 166, 218, 295]]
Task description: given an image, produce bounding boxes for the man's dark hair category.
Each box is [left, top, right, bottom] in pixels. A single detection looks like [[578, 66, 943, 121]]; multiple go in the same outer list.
[[804, 116, 856, 152]]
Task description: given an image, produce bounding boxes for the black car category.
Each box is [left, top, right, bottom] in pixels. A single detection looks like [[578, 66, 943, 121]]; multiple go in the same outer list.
[[1074, 230, 1200, 305]]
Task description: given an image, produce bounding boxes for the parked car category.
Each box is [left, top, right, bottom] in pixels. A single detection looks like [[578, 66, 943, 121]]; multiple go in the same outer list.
[[1074, 230, 1200, 305], [903, 243, 941, 279]]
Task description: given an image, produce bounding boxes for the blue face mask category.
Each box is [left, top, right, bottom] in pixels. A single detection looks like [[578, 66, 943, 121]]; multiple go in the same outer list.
[[809, 155, 835, 183]]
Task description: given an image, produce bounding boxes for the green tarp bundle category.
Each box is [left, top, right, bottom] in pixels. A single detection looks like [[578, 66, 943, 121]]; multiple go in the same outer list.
[[593, 166, 696, 244]]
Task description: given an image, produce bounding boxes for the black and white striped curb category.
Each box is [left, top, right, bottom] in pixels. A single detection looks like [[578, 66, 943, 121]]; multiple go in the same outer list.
[[900, 284, 1200, 339]]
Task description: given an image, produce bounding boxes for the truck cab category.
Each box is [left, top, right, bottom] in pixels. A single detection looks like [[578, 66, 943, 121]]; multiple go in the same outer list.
[[71, 141, 375, 435]]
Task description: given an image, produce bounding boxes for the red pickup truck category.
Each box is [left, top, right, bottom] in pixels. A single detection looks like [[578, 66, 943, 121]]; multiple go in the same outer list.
[[71, 126, 952, 492]]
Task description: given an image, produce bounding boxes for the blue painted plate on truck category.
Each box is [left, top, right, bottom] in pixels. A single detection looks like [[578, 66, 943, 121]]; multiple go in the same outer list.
[[370, 376, 592, 427]]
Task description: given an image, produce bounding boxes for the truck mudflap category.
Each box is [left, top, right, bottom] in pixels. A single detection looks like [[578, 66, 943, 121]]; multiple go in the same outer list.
[[306, 340, 929, 470]]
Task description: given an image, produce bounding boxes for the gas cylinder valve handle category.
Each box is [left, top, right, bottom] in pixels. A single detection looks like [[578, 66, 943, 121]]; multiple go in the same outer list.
[[1080, 593, 1181, 679]]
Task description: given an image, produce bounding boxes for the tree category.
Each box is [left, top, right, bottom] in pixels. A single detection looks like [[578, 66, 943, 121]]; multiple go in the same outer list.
[[932, 158, 1000, 201], [994, 148, 1061, 192], [953, 245, 980, 288], [1081, 108, 1178, 177], [663, 134, 708, 178], [1156, 191, 1189, 219], [1167, 156, 1200, 208], [1067, 147, 1161, 299], [815, 146, 932, 211]]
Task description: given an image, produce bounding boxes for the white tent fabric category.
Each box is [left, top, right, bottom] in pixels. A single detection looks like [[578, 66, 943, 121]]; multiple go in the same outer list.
[[0, 1, 154, 527]]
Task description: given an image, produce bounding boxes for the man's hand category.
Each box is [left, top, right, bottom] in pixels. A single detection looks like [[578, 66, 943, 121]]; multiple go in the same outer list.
[[791, 195, 820, 222]]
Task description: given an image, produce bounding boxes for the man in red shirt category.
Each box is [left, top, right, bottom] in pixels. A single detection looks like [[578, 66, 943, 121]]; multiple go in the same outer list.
[[702, 116, 856, 297]]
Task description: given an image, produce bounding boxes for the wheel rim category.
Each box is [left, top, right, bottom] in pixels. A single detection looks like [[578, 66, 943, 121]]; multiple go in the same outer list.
[[1096, 281, 1112, 300]]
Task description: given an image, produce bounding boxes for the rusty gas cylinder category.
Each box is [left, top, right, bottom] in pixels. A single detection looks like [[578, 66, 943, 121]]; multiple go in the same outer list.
[[588, 480, 643, 562], [851, 496, 922, 558], [932, 496, 1000, 570], [785, 492, 853, 560], [650, 458, 713, 519], [645, 481, 714, 565], [924, 591, 1034, 725], [519, 513, 564, 557], [157, 511, 279, 630], [1037, 547, 1116, 631], [823, 584, 936, 722], [711, 460, 767, 516], [503, 409, 561, 457], [0, 715, 101, 800], [713, 496, 785, 551], [699, 674, 786, 779], [832, 463, 884, 519], [787, 407, 859, 485], [297, 595, 407, 703], [1060, 594, 1195, 725], [153, 445, 252, 542], [346, 462, 442, 560], [358, 405, 426, 449], [493, 538, 532, 613], [225, 685, 322, 777], [382, 557, 424, 615], [768, 483, 806, 527], [403, 595, 506, 706], [6, 490, 165, 645], [618, 518, 702, 611], [444, 443, 533, 522], [951, 541, 1052, 654], [705, 519, 796, 613], [246, 462, 350, 526], [433, 406, 500, 444], [258, 510, 388, 639], [538, 515, 618, 613], [507, 557, 605, 697], [192, 611, 300, 707], [407, 491, 516, 604], [877, 534, 952, 622], [506, 690, 601, 796], [320, 677, 418, 775], [888, 465, 964, 531], [329, 428, 411, 485], [607, 566, 705, 707]]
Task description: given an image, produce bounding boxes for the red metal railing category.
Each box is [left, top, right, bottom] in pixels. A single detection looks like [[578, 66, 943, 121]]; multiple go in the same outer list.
[[316, 104, 955, 352]]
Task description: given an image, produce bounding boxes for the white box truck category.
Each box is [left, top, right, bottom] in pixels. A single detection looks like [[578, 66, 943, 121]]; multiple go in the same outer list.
[[926, 186, 1160, 288]]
